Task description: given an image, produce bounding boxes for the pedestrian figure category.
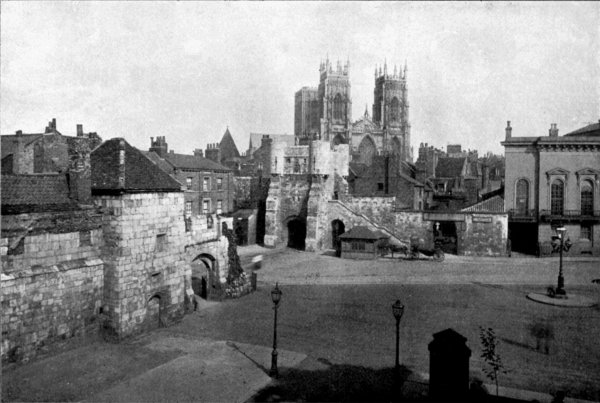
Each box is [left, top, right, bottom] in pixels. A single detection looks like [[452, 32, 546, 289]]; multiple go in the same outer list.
[[530, 321, 554, 354]]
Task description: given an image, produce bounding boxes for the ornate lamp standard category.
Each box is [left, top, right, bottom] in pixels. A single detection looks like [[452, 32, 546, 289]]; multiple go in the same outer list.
[[554, 227, 571, 297], [392, 299, 405, 373], [269, 283, 282, 378]]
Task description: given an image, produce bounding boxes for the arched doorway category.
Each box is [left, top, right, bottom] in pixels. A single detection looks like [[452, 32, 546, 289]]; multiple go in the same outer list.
[[287, 217, 306, 250], [331, 219, 346, 257], [146, 294, 163, 329], [191, 253, 216, 300]]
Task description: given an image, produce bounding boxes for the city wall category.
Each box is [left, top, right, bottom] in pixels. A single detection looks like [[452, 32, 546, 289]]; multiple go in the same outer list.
[[1, 210, 104, 363]]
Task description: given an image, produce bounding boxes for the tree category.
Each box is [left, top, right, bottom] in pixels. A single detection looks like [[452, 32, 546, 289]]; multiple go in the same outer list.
[[479, 326, 507, 396]]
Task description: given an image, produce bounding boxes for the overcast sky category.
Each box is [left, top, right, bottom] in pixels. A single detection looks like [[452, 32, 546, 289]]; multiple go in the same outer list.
[[1, 2, 598, 156]]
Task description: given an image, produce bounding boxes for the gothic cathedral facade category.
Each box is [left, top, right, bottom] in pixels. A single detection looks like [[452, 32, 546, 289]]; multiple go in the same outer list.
[[294, 58, 411, 165]]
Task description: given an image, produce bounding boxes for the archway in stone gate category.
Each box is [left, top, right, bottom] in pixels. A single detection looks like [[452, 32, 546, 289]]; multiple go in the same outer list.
[[331, 219, 346, 257], [191, 253, 216, 300], [286, 217, 307, 251]]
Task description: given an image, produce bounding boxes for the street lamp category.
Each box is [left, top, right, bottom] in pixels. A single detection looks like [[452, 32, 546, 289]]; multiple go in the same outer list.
[[392, 299, 405, 372], [269, 283, 282, 378], [555, 227, 567, 296]]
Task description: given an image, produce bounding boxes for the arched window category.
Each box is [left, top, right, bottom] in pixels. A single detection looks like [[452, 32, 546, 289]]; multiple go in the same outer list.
[[515, 179, 529, 214], [358, 136, 377, 166], [333, 93, 343, 120], [390, 97, 400, 122], [550, 179, 564, 215], [581, 180, 594, 215]]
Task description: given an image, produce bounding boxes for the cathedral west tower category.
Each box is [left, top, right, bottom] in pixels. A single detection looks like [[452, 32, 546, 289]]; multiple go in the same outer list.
[[372, 61, 410, 162]]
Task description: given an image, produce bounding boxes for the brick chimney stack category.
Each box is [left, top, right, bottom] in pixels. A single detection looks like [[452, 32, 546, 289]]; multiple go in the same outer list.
[[505, 121, 512, 139], [549, 123, 559, 137], [76, 124, 84, 137], [193, 149, 204, 157]]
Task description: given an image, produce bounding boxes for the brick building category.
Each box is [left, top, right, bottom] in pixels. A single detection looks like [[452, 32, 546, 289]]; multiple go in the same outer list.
[[146, 136, 234, 216], [1, 119, 102, 175], [502, 120, 600, 256], [348, 155, 432, 210]]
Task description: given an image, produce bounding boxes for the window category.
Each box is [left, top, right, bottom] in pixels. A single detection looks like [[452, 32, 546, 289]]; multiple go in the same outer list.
[[217, 178, 223, 190], [377, 183, 384, 191], [351, 241, 365, 251], [550, 179, 564, 215], [515, 179, 529, 214], [581, 180, 593, 215], [333, 93, 343, 120], [186, 177, 192, 190], [217, 200, 222, 215], [203, 177, 209, 191], [156, 234, 167, 252], [390, 97, 400, 122], [203, 199, 210, 214], [79, 230, 92, 247], [185, 201, 192, 217], [580, 224, 592, 241]]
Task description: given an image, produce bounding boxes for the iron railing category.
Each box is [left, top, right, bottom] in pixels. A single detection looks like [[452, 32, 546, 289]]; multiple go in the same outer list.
[[539, 209, 600, 221]]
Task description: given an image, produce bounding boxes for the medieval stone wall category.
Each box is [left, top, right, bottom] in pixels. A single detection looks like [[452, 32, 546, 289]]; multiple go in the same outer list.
[[1, 210, 104, 363], [94, 192, 190, 338], [1, 258, 103, 363]]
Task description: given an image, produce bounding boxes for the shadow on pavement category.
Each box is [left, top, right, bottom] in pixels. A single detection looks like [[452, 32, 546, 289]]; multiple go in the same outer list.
[[248, 363, 425, 402]]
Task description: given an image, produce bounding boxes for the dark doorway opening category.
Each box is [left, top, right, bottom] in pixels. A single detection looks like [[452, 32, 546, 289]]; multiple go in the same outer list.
[[192, 254, 216, 300], [191, 276, 208, 300], [331, 219, 346, 257], [508, 222, 538, 255], [146, 294, 164, 329], [434, 221, 458, 255], [287, 218, 307, 250]]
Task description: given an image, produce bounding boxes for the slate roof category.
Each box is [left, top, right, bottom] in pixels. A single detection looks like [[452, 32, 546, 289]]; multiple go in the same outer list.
[[339, 226, 381, 240], [564, 121, 600, 137], [461, 195, 504, 213], [160, 152, 231, 172], [1, 174, 79, 214], [219, 128, 240, 160], [91, 138, 182, 193], [435, 157, 466, 178]]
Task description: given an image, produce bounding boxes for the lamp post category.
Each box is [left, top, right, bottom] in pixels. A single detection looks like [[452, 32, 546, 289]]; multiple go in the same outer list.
[[392, 299, 405, 373], [555, 227, 567, 296], [269, 283, 282, 378]]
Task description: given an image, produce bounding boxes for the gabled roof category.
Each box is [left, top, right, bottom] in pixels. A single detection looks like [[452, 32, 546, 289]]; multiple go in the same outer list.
[[219, 128, 240, 160], [352, 113, 379, 133], [339, 226, 381, 240], [1, 174, 79, 214], [1, 134, 44, 159], [435, 157, 466, 178], [461, 195, 504, 213], [161, 152, 231, 172], [91, 138, 181, 193], [564, 121, 600, 137]]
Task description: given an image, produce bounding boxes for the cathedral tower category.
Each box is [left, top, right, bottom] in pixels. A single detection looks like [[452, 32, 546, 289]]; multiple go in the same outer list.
[[372, 61, 410, 162], [318, 57, 352, 146]]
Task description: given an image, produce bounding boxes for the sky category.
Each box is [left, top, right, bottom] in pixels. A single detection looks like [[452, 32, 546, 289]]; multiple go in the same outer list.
[[1, 2, 598, 157]]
